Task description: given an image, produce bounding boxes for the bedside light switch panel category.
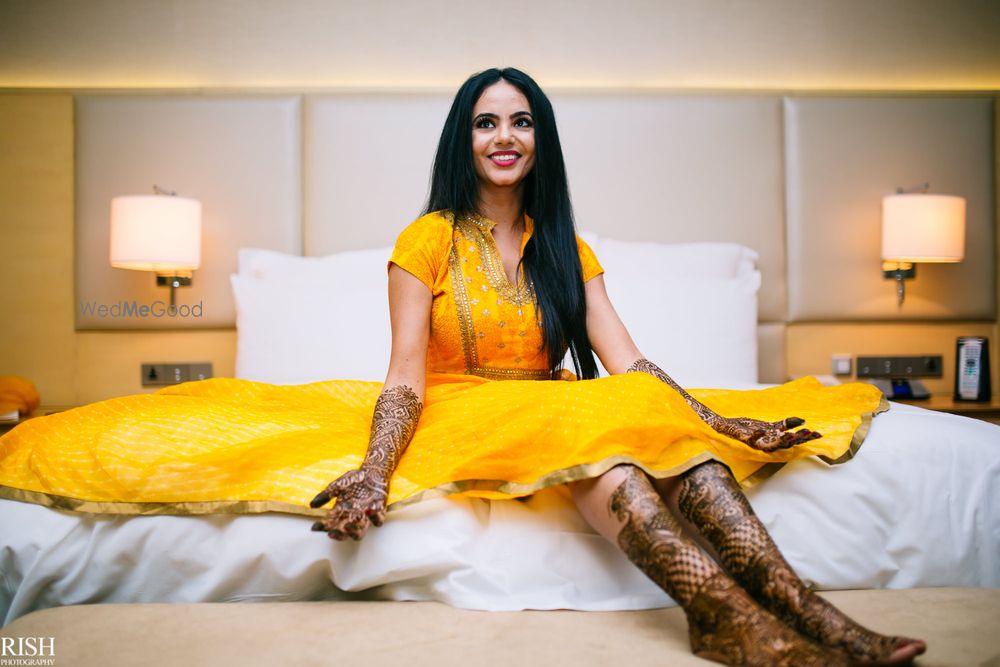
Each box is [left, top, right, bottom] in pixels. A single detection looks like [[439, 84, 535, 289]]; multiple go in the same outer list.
[[856, 355, 943, 378], [141, 363, 214, 387], [832, 354, 853, 376]]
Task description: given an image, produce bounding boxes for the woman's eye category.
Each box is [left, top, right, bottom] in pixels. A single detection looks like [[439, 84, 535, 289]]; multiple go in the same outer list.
[[475, 119, 495, 129], [514, 118, 533, 128]]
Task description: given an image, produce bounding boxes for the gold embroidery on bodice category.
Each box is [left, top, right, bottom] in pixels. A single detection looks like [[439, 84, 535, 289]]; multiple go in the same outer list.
[[446, 213, 550, 381]]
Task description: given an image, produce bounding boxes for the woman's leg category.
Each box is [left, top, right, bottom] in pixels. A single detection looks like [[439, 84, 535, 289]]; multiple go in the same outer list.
[[571, 465, 847, 667], [677, 461, 926, 665]]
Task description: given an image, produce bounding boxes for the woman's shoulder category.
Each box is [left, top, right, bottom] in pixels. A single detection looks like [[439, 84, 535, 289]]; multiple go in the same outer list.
[[390, 211, 456, 286], [395, 210, 456, 244]]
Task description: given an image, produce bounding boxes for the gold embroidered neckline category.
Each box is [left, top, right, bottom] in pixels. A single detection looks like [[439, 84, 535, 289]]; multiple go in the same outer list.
[[456, 214, 535, 306]]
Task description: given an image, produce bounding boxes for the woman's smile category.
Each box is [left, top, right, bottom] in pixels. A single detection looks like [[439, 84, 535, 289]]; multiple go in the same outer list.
[[489, 150, 521, 167]]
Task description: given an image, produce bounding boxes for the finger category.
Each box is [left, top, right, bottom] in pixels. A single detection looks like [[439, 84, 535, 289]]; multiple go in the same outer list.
[[310, 481, 343, 508], [780, 429, 820, 448], [311, 521, 325, 532], [310, 475, 350, 508], [799, 430, 822, 443], [348, 521, 370, 541], [782, 417, 805, 429], [309, 491, 332, 509], [330, 508, 367, 540], [343, 518, 370, 541], [368, 508, 387, 527]]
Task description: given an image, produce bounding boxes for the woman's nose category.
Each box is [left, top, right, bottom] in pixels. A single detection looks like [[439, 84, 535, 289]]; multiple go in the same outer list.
[[495, 123, 514, 144]]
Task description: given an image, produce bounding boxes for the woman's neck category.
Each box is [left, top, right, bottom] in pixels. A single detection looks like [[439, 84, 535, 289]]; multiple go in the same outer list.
[[477, 185, 524, 234]]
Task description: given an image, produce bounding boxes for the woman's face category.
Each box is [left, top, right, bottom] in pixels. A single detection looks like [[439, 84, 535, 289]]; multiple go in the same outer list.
[[471, 80, 536, 192]]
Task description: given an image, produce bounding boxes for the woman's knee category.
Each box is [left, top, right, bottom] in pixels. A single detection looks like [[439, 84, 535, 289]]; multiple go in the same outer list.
[[570, 464, 646, 541]]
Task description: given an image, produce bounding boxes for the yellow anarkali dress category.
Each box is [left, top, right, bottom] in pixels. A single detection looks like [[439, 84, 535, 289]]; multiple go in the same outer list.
[[0, 211, 885, 517]]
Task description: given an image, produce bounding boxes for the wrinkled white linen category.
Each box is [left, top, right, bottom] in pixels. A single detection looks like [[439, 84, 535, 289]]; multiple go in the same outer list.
[[2, 402, 998, 625]]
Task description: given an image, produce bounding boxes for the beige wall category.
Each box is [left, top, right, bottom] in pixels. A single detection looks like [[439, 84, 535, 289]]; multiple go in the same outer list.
[[2, 0, 999, 90], [1, 0, 998, 403]]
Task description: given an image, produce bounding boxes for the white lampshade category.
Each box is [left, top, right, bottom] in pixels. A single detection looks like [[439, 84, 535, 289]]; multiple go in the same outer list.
[[881, 194, 966, 263], [110, 195, 202, 271]]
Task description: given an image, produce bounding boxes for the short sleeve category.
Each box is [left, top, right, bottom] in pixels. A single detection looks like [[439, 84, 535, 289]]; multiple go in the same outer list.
[[388, 213, 453, 290], [576, 235, 604, 282]]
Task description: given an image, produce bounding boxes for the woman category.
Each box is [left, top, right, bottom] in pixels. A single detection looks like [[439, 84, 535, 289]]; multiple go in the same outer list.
[[309, 68, 926, 666]]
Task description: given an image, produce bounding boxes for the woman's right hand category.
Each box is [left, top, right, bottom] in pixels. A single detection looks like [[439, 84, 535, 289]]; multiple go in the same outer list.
[[309, 467, 388, 540]]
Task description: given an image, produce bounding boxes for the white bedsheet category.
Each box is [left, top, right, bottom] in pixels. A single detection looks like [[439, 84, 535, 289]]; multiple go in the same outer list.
[[2, 401, 998, 625]]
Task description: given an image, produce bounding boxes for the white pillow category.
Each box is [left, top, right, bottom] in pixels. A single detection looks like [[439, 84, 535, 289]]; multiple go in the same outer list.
[[599, 270, 760, 387], [232, 247, 393, 384], [232, 239, 759, 387], [589, 237, 758, 281]]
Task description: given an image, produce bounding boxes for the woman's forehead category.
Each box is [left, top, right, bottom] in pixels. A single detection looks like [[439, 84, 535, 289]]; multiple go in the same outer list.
[[474, 81, 531, 113]]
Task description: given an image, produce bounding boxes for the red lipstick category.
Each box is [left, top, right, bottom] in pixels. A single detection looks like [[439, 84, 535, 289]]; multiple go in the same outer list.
[[489, 151, 520, 167]]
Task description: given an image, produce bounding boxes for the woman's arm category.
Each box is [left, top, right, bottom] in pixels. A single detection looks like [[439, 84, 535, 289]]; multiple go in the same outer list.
[[583, 275, 818, 452], [310, 264, 432, 540]]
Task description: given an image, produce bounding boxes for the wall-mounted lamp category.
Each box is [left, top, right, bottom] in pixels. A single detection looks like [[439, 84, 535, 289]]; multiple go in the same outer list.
[[110, 187, 202, 307], [881, 187, 965, 306]]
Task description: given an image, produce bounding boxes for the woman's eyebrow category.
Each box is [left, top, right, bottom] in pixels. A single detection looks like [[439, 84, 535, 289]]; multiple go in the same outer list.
[[473, 111, 532, 121]]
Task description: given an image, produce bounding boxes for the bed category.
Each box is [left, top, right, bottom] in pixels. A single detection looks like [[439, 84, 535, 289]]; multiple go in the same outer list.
[[2, 233, 998, 629]]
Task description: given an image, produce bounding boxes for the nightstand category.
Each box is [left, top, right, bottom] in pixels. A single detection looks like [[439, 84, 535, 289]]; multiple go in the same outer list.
[[0, 405, 76, 435], [896, 394, 1000, 426]]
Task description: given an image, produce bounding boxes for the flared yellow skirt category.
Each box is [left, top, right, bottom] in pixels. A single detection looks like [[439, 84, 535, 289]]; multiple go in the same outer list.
[[0, 374, 885, 517]]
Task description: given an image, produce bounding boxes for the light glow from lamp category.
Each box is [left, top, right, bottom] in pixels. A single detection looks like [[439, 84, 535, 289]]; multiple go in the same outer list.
[[110, 195, 202, 271], [882, 194, 966, 263], [880, 193, 966, 307]]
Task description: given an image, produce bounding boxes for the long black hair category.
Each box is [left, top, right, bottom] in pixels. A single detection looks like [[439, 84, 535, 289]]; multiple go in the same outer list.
[[425, 67, 598, 380]]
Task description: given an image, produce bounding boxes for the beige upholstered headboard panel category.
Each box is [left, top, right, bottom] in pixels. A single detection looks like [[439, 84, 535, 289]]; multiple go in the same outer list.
[[303, 95, 452, 253], [785, 96, 995, 321]]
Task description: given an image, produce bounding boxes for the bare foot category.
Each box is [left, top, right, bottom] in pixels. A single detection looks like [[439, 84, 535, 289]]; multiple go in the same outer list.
[[685, 573, 850, 667], [790, 586, 926, 665]]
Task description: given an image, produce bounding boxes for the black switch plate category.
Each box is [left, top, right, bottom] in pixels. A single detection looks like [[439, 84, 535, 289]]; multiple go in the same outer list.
[[856, 355, 943, 378]]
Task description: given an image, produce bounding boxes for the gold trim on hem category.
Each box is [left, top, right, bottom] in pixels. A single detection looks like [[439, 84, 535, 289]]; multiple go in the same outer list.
[[740, 391, 890, 488], [819, 393, 890, 465], [0, 485, 325, 518]]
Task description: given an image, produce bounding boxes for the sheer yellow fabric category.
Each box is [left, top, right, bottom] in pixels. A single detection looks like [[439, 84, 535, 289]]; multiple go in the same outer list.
[[0, 375, 883, 516], [0, 210, 886, 517]]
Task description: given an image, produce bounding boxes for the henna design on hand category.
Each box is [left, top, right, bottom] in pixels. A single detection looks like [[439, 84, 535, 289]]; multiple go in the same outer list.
[[679, 461, 926, 664], [310, 467, 388, 540], [609, 466, 849, 666], [310, 384, 422, 541], [713, 416, 822, 452], [625, 358, 822, 452]]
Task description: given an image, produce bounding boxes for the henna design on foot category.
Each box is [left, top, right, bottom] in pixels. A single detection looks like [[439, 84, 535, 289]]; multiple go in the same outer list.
[[610, 467, 848, 666], [625, 359, 822, 451], [679, 461, 926, 664], [310, 384, 422, 541]]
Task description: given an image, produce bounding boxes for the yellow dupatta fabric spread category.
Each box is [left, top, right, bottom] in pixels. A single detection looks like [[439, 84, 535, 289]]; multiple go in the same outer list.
[[0, 211, 887, 517], [0, 375, 885, 517]]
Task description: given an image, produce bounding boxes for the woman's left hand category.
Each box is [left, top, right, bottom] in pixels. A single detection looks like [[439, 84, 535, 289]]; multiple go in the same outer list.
[[713, 416, 821, 452]]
